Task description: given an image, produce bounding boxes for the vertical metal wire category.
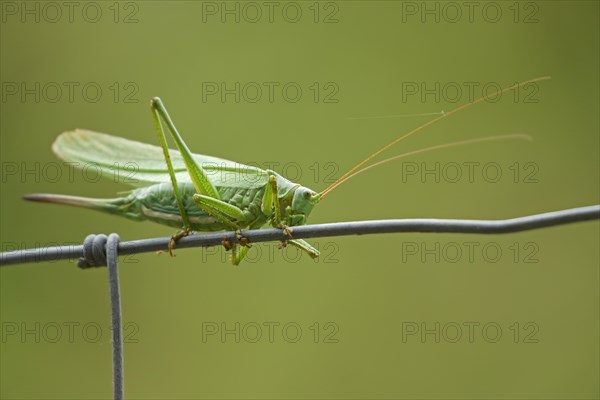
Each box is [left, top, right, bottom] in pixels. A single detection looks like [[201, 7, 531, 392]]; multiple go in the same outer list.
[[106, 234, 124, 400]]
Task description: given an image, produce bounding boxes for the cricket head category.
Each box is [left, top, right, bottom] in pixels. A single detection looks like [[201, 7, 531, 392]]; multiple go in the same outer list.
[[288, 185, 321, 226], [274, 172, 320, 227]]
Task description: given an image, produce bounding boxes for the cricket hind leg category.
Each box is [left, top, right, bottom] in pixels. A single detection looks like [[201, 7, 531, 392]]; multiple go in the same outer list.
[[151, 97, 233, 256], [150, 98, 195, 256]]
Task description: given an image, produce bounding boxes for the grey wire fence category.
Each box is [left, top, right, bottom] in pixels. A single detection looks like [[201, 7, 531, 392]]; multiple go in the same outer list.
[[1, 204, 599, 400]]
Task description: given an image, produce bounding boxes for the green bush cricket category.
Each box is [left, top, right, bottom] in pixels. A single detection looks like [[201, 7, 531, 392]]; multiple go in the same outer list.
[[24, 76, 550, 264]]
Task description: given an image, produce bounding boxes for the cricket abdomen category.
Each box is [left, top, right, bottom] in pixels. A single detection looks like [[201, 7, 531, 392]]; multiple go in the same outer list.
[[133, 182, 268, 231]]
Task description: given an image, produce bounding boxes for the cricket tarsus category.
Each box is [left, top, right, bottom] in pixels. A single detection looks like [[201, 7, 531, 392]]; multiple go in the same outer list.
[[168, 226, 193, 257], [235, 230, 252, 248], [221, 238, 233, 252]]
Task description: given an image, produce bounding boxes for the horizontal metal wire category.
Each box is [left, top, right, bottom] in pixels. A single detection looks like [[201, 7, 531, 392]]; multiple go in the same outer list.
[[1, 204, 599, 267]]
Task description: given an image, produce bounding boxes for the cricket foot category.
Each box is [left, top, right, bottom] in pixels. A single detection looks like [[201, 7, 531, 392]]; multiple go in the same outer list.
[[166, 227, 193, 256]]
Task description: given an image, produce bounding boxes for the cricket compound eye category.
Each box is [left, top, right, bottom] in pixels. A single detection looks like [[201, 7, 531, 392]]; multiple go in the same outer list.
[[304, 190, 312, 200]]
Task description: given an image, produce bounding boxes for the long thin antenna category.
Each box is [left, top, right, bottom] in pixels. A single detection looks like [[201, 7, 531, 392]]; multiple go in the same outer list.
[[321, 134, 532, 196], [320, 76, 551, 199], [348, 110, 446, 120]]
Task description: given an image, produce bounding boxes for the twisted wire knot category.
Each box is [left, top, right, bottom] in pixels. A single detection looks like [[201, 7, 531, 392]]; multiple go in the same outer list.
[[78, 234, 121, 268]]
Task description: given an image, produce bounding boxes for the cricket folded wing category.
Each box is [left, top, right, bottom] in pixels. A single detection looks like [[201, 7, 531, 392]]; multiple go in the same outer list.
[[52, 129, 269, 189]]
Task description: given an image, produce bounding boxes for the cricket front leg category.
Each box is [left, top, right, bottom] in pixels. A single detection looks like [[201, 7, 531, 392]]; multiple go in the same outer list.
[[262, 173, 293, 237], [261, 174, 317, 259], [262, 174, 294, 254]]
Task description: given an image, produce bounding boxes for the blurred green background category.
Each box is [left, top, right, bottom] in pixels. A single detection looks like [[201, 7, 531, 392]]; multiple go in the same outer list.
[[1, 1, 598, 399]]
